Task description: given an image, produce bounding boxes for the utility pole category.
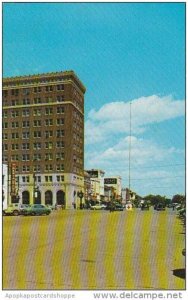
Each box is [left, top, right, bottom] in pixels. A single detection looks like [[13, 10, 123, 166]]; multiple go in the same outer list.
[[128, 101, 132, 201]]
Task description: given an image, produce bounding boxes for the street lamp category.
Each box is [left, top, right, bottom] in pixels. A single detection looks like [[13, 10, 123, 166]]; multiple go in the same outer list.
[[77, 191, 84, 209]]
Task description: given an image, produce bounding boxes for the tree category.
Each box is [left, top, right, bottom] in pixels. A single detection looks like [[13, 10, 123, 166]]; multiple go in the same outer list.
[[143, 194, 166, 206], [172, 194, 185, 204]]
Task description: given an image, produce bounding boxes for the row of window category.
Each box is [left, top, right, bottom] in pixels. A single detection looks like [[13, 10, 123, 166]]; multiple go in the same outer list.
[[3, 95, 66, 106], [3, 130, 67, 140], [20, 174, 65, 183], [3, 118, 65, 129], [3, 107, 65, 118], [3, 141, 65, 151], [3, 133, 82, 143], [3, 85, 65, 97]]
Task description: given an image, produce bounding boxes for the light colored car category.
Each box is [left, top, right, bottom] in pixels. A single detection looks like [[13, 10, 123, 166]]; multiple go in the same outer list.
[[90, 204, 106, 210], [22, 204, 51, 216], [3, 203, 20, 216]]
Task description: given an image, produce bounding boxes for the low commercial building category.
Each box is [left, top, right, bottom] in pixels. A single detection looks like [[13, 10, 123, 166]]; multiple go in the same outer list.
[[85, 169, 105, 202], [104, 176, 122, 200]]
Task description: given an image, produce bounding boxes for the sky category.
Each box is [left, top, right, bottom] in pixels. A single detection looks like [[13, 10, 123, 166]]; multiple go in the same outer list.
[[3, 2, 185, 198]]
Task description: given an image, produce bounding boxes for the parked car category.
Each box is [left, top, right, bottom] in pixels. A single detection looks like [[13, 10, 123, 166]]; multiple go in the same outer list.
[[141, 203, 149, 211], [114, 203, 124, 211], [3, 203, 20, 216], [19, 204, 31, 213], [22, 204, 51, 216], [155, 203, 165, 211], [90, 204, 106, 210]]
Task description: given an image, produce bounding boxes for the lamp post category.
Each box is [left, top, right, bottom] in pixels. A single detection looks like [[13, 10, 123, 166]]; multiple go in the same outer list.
[[77, 191, 84, 209], [128, 101, 132, 202]]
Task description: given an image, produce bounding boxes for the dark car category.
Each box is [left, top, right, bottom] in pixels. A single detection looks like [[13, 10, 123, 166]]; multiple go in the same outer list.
[[22, 204, 51, 216], [141, 203, 149, 211], [155, 204, 165, 211], [114, 204, 124, 211]]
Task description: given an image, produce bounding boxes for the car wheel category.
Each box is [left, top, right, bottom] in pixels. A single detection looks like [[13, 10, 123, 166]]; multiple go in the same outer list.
[[13, 210, 19, 216]]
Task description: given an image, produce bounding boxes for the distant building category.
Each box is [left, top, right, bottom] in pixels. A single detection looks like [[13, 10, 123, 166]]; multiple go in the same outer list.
[[85, 169, 105, 201], [104, 176, 122, 200], [2, 71, 86, 209], [122, 188, 136, 203]]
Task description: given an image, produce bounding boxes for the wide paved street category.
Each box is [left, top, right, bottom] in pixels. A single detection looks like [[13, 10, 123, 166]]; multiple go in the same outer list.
[[3, 208, 185, 290]]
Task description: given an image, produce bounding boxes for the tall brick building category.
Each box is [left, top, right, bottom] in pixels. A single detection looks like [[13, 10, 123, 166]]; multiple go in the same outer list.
[[2, 70, 86, 208]]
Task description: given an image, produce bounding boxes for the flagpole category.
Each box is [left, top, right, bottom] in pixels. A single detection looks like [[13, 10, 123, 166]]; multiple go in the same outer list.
[[128, 101, 132, 201]]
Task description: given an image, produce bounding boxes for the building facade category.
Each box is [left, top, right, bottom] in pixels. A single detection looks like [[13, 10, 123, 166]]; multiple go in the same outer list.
[[85, 169, 105, 202], [2, 71, 86, 209], [104, 176, 122, 200]]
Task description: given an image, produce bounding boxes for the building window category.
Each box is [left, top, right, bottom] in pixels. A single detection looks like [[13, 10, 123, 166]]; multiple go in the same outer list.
[[45, 119, 53, 126], [45, 153, 53, 160], [45, 107, 53, 115], [56, 130, 64, 138], [3, 111, 8, 118], [45, 176, 53, 182], [11, 144, 19, 150], [45, 86, 53, 92], [45, 130, 53, 138], [11, 154, 19, 161], [3, 144, 8, 151], [11, 99, 19, 106], [22, 121, 30, 128], [22, 132, 30, 139], [22, 109, 30, 117], [37, 176, 41, 183], [56, 118, 64, 125], [57, 84, 64, 91], [22, 154, 30, 161], [33, 108, 41, 116], [11, 110, 19, 117], [23, 98, 30, 105], [34, 87, 41, 93], [22, 176, 30, 183], [12, 121, 19, 128], [57, 107, 64, 114], [33, 142, 41, 150], [33, 120, 41, 127], [11, 89, 19, 96], [3, 122, 8, 129], [23, 88, 30, 95], [33, 154, 41, 161], [56, 164, 64, 171], [3, 133, 8, 140], [56, 175, 64, 182], [33, 165, 41, 172], [57, 95, 64, 102], [34, 98, 41, 104], [45, 165, 53, 171], [56, 141, 64, 148], [45, 97, 52, 103], [22, 143, 30, 150], [33, 131, 42, 138], [11, 132, 19, 139], [22, 166, 30, 172], [3, 155, 8, 162], [3, 90, 8, 97], [45, 141, 53, 149]]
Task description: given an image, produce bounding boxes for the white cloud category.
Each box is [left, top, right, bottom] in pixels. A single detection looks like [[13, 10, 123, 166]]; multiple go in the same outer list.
[[85, 95, 184, 145], [85, 135, 185, 197]]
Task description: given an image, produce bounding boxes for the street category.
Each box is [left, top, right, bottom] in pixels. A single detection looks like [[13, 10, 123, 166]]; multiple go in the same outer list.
[[3, 208, 185, 290]]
